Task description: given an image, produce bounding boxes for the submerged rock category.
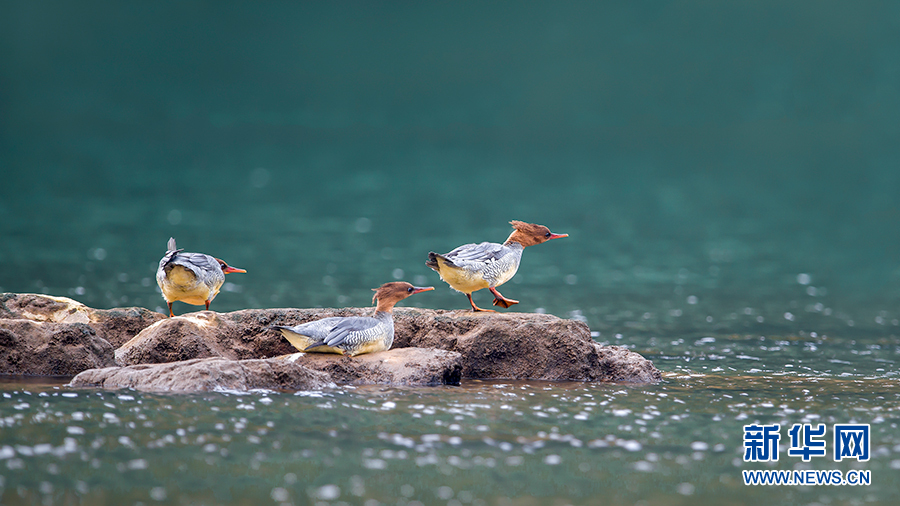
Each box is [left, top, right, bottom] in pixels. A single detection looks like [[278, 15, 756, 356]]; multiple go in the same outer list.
[[68, 357, 334, 393]]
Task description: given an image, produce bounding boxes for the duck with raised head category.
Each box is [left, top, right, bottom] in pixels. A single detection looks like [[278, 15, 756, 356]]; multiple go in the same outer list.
[[156, 237, 246, 317], [272, 282, 434, 357], [426, 220, 568, 312]]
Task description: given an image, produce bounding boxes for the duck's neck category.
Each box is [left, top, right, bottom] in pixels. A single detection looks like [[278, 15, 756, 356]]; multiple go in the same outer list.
[[374, 300, 398, 314], [503, 230, 533, 248]]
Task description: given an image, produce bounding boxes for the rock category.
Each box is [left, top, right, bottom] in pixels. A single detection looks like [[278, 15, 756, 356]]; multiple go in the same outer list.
[[116, 308, 462, 387], [115, 307, 391, 367], [116, 307, 659, 383], [1, 293, 95, 323], [2, 293, 661, 384], [115, 310, 298, 366], [0, 293, 166, 362], [0, 320, 116, 375], [391, 309, 661, 383], [277, 347, 463, 386], [590, 343, 662, 383], [84, 307, 167, 348], [68, 357, 334, 393]]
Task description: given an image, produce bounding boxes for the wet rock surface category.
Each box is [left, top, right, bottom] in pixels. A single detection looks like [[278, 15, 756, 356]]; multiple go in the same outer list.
[[276, 347, 463, 386], [2, 293, 662, 389], [68, 357, 334, 393]]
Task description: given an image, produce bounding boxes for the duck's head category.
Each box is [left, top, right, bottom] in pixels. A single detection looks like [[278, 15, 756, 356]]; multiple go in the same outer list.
[[216, 258, 246, 274], [506, 220, 568, 247], [372, 282, 434, 311]]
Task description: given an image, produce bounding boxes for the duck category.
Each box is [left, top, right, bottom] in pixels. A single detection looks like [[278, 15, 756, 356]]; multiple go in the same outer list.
[[272, 281, 433, 357], [426, 220, 568, 311], [156, 237, 246, 317]]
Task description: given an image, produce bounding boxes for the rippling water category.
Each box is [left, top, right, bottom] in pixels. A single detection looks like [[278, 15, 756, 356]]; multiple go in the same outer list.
[[2, 323, 898, 505], [2, 369, 898, 506], [3, 2, 900, 504]]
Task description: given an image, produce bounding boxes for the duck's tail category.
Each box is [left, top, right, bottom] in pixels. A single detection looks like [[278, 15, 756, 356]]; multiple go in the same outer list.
[[426, 251, 453, 271]]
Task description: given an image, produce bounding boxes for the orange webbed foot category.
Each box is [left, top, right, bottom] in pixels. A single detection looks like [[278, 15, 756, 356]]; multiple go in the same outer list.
[[489, 288, 519, 308]]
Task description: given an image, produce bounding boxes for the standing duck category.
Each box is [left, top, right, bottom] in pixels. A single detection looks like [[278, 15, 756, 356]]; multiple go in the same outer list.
[[426, 220, 568, 312], [272, 282, 433, 357], [156, 237, 246, 317]]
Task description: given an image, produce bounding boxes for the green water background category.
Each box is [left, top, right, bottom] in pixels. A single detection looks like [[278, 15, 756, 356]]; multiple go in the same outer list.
[[1, 2, 899, 505], [3, 1, 900, 319]]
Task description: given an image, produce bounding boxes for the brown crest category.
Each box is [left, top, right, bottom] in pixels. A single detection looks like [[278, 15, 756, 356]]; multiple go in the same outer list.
[[505, 221, 567, 247], [372, 282, 434, 311]]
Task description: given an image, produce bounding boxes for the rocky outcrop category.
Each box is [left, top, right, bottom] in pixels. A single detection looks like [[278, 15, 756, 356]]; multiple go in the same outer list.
[[88, 307, 167, 348], [2, 293, 662, 389], [228, 307, 658, 383], [68, 357, 334, 393], [115, 310, 296, 366], [391, 309, 661, 383], [0, 292, 165, 348], [117, 307, 659, 383], [1, 293, 99, 323], [0, 319, 116, 376]]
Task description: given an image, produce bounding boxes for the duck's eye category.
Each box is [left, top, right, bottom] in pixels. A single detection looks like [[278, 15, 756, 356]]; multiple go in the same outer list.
[[407, 287, 414, 293]]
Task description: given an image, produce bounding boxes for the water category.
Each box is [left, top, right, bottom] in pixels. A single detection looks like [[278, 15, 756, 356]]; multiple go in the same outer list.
[[1, 376, 897, 505], [2, 2, 900, 504]]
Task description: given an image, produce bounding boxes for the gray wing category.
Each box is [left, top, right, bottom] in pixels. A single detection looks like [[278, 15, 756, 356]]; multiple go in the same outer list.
[[322, 317, 382, 347], [166, 252, 220, 275], [276, 317, 345, 341], [443, 242, 508, 265], [442, 241, 523, 286], [278, 316, 380, 346]]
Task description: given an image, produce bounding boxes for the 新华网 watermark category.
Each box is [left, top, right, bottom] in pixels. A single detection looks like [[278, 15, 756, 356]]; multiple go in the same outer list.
[[741, 423, 871, 486]]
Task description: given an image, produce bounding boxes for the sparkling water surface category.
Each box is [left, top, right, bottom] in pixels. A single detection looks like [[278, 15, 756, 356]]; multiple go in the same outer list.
[[1, 313, 897, 505], [3, 2, 900, 505], [1, 369, 898, 506]]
